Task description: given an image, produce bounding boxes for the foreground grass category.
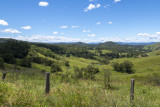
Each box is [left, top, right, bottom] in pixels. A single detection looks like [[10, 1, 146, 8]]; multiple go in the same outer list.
[[1, 50, 160, 106], [0, 68, 160, 107]]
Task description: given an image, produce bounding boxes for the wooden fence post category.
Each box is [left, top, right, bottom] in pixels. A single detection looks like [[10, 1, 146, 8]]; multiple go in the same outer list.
[[130, 79, 135, 103], [2, 72, 6, 81], [45, 72, 50, 94]]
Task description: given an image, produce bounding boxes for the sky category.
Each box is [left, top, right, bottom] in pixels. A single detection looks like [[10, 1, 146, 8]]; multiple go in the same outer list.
[[0, 0, 160, 43]]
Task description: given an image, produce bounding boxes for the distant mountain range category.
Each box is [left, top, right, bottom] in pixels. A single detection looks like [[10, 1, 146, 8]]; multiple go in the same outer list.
[[0, 38, 158, 45], [115, 42, 158, 45], [50, 42, 158, 45]]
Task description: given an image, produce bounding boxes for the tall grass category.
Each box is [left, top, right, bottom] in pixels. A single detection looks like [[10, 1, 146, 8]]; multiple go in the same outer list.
[[0, 68, 160, 107]]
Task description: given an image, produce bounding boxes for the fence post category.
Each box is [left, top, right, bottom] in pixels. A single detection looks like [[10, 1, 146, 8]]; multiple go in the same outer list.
[[45, 72, 50, 94], [2, 72, 6, 81], [130, 79, 135, 103]]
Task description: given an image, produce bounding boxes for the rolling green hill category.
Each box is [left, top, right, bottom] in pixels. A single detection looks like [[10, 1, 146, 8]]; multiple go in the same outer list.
[[0, 38, 160, 106], [144, 43, 160, 51]]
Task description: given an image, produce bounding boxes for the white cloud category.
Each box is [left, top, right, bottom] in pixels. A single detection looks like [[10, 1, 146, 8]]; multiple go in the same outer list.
[[21, 26, 32, 30], [108, 21, 112, 24], [88, 34, 96, 37], [1, 28, 21, 34], [137, 32, 160, 39], [137, 33, 150, 37], [39, 1, 49, 7], [84, 4, 101, 12], [60, 26, 68, 29], [0, 20, 8, 26], [96, 4, 101, 8], [114, 0, 121, 3], [156, 32, 160, 35], [83, 30, 90, 33], [71, 26, 79, 28], [96, 22, 101, 25], [53, 31, 58, 35]]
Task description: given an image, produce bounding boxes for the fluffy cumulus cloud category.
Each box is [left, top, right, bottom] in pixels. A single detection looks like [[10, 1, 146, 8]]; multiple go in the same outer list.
[[108, 21, 112, 24], [39, 1, 49, 7], [1, 28, 21, 34], [88, 34, 96, 37], [114, 0, 121, 3], [60, 26, 68, 29], [84, 4, 101, 12], [71, 26, 79, 28], [96, 22, 101, 25], [0, 20, 8, 26], [21, 26, 32, 30], [53, 31, 58, 35]]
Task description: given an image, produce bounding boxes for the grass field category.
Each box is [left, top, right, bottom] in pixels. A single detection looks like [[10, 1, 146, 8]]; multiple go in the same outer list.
[[0, 50, 160, 106]]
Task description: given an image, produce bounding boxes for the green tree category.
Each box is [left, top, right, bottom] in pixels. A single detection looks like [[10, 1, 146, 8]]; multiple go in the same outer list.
[[122, 60, 134, 74], [83, 65, 99, 79], [21, 57, 31, 68], [112, 60, 134, 74], [74, 66, 83, 79], [51, 62, 62, 73]]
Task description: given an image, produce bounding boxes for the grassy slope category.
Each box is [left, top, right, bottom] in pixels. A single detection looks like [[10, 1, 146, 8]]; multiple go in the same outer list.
[[0, 49, 160, 106], [144, 43, 160, 51]]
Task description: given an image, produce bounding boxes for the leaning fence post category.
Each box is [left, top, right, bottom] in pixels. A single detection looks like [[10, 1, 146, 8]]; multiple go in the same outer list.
[[45, 72, 50, 94], [2, 72, 6, 81], [130, 79, 135, 103]]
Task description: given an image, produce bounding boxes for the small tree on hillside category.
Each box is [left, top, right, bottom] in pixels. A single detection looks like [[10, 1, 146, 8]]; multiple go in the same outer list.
[[122, 60, 134, 74], [83, 65, 100, 79], [74, 66, 83, 79], [21, 57, 31, 68], [112, 60, 134, 74], [51, 62, 62, 73]]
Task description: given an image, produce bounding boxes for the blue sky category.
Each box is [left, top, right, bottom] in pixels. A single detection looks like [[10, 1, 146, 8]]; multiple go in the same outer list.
[[0, 0, 160, 43]]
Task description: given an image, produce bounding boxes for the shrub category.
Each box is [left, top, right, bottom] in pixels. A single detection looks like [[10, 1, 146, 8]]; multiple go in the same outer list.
[[112, 60, 134, 74], [65, 61, 70, 67], [111, 62, 120, 71], [99, 58, 110, 64], [74, 66, 83, 79], [20, 57, 31, 68], [140, 53, 148, 57], [74, 65, 99, 80], [83, 65, 100, 80], [51, 62, 62, 73]]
